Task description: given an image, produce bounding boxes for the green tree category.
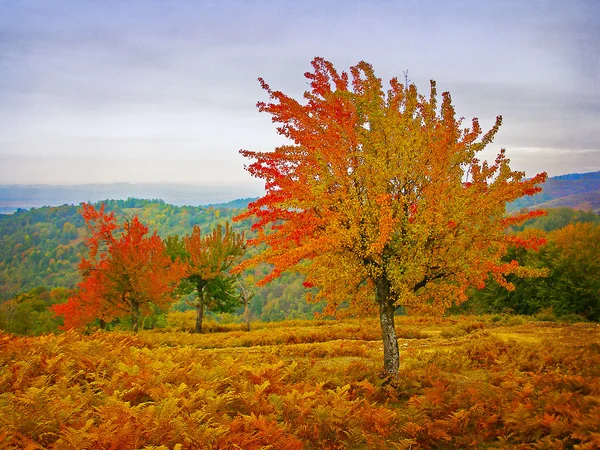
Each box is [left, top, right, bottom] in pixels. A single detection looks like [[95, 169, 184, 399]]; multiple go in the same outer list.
[[0, 287, 68, 335], [468, 222, 600, 321], [540, 223, 599, 320], [166, 223, 245, 333], [465, 228, 549, 315]]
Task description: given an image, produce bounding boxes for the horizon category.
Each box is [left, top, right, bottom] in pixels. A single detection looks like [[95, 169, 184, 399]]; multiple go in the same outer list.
[[0, 181, 263, 188], [3, 168, 600, 188], [2, 169, 598, 211], [0, 181, 265, 212]]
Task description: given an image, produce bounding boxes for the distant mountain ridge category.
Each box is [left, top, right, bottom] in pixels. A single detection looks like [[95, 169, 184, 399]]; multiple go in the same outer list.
[[0, 183, 264, 214], [532, 190, 600, 212], [1, 171, 599, 215], [508, 171, 600, 213]]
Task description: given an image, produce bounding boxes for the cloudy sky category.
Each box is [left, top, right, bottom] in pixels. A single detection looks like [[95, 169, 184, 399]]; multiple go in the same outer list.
[[0, 0, 598, 190]]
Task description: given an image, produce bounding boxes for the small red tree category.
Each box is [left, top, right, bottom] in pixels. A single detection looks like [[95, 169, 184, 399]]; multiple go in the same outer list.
[[53, 203, 184, 331], [235, 58, 547, 376]]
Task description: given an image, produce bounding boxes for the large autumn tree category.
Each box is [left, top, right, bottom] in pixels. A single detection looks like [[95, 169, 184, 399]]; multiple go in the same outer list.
[[166, 223, 245, 333], [53, 203, 184, 331], [235, 58, 547, 375]]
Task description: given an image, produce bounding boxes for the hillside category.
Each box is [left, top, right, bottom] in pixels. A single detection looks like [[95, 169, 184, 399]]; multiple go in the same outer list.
[[2, 171, 599, 321], [0, 198, 317, 321], [0, 183, 263, 214], [0, 199, 241, 299], [508, 170, 600, 212], [532, 189, 600, 213]]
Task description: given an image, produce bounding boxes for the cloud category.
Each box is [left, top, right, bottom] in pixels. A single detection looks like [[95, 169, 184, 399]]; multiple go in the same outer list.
[[0, 0, 598, 185]]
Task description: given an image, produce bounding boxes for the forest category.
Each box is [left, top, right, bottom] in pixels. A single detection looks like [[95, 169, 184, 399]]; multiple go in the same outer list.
[[0, 198, 327, 333], [1, 199, 598, 337]]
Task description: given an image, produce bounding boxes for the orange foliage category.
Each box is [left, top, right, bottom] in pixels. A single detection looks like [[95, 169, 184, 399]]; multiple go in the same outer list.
[[235, 57, 547, 374], [52, 204, 184, 331], [181, 223, 245, 282], [1, 318, 599, 449], [237, 58, 546, 306]]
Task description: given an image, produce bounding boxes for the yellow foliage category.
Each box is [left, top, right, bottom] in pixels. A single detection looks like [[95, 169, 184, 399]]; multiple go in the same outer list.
[[0, 317, 598, 448]]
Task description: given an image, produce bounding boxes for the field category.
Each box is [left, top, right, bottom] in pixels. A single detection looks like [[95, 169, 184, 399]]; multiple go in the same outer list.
[[1, 316, 599, 449]]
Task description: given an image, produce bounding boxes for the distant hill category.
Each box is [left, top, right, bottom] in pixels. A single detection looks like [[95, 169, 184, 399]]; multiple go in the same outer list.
[[207, 197, 259, 209], [3, 172, 598, 215], [0, 198, 318, 322], [0, 198, 250, 299], [508, 171, 600, 213], [0, 183, 264, 214], [532, 190, 600, 212]]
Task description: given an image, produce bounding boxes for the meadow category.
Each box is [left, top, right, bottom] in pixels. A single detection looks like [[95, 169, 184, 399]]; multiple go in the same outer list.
[[1, 315, 598, 449]]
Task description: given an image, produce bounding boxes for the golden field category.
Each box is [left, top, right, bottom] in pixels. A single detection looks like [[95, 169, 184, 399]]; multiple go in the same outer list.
[[1, 316, 599, 449]]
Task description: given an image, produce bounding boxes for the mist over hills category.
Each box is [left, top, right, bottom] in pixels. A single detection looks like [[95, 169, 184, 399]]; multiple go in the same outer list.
[[0, 183, 264, 214], [0, 171, 599, 215]]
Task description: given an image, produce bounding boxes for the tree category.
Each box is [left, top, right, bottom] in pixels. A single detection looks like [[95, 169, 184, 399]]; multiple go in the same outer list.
[[468, 221, 600, 320], [235, 58, 547, 376], [52, 204, 184, 331], [237, 274, 256, 331], [0, 287, 68, 335], [166, 223, 245, 333], [464, 228, 549, 316], [540, 222, 600, 320]]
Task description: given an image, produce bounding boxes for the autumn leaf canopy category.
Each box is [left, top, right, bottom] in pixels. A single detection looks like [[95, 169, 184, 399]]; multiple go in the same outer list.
[[236, 57, 546, 315]]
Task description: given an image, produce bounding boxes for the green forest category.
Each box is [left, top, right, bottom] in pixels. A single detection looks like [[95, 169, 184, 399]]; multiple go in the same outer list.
[[0, 198, 325, 335], [0, 198, 599, 337]]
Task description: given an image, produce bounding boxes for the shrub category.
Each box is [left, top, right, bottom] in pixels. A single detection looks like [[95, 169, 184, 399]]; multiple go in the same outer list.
[[534, 308, 557, 322], [557, 313, 587, 323]]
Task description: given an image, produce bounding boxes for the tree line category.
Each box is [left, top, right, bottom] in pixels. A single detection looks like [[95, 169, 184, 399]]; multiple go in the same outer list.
[[0, 198, 249, 300], [0, 199, 323, 332], [466, 218, 600, 321], [2, 205, 596, 337]]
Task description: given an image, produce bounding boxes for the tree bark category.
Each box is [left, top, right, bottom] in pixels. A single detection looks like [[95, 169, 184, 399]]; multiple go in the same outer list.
[[244, 301, 250, 332], [128, 291, 140, 333], [376, 277, 400, 376], [195, 291, 205, 333], [132, 304, 140, 333], [237, 278, 254, 332]]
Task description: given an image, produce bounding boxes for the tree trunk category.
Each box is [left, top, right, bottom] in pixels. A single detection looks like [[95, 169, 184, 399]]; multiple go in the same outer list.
[[195, 292, 205, 333], [376, 277, 400, 376], [244, 301, 250, 332], [132, 305, 139, 333]]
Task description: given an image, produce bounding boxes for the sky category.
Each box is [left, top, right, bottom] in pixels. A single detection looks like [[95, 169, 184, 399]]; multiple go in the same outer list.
[[0, 0, 598, 190]]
